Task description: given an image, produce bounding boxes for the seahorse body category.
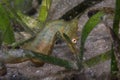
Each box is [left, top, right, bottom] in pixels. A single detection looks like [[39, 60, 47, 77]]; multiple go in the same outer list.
[[24, 19, 78, 66]]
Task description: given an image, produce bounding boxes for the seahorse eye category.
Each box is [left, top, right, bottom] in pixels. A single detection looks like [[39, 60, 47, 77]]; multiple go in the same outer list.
[[72, 38, 77, 43]]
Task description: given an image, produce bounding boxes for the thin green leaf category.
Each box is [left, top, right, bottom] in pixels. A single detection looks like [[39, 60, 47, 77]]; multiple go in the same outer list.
[[78, 12, 104, 69], [24, 50, 112, 69], [113, 0, 120, 35], [1, 0, 34, 35], [30, 51, 78, 70], [38, 0, 52, 23], [111, 45, 119, 78], [84, 50, 111, 67], [111, 0, 120, 77], [0, 4, 15, 44]]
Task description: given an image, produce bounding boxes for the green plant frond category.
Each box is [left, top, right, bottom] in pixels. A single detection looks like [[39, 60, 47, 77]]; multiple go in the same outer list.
[[111, 0, 120, 78], [84, 50, 111, 67], [0, 4, 15, 44], [78, 12, 104, 69], [1, 0, 34, 35], [38, 0, 52, 23], [30, 51, 78, 70]]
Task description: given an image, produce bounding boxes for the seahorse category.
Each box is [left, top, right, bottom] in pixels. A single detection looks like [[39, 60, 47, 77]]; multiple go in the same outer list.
[[22, 19, 78, 66]]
